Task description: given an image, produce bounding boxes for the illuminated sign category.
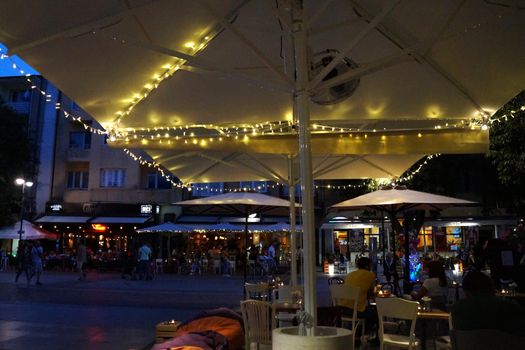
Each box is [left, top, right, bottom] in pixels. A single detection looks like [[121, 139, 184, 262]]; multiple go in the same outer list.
[[141, 205, 153, 214], [91, 224, 107, 232], [49, 204, 62, 212]]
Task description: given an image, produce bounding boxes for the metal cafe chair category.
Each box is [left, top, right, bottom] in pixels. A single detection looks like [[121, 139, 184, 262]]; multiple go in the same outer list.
[[244, 282, 270, 301], [327, 276, 345, 285]]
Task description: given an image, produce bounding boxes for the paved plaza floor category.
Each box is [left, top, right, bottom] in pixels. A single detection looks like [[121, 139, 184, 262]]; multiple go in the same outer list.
[[0, 268, 335, 350]]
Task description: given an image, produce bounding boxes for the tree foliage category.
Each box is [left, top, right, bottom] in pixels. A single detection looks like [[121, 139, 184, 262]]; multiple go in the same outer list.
[[0, 101, 33, 227], [488, 91, 525, 215]]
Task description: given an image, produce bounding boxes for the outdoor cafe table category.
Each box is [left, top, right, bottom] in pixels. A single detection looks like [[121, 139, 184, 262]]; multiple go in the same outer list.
[[273, 302, 301, 327], [417, 309, 450, 350], [417, 309, 450, 320], [274, 302, 301, 313]]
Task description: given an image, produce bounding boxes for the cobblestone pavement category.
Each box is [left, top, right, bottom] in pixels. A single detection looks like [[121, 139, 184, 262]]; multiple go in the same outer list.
[[0, 268, 336, 350]]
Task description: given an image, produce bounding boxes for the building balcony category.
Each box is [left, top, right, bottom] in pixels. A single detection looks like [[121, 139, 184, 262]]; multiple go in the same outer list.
[[63, 188, 182, 204], [67, 148, 90, 160]]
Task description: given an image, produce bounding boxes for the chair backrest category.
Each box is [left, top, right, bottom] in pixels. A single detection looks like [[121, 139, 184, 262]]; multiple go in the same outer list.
[[376, 297, 419, 344], [329, 284, 360, 329], [329, 284, 359, 308], [273, 285, 293, 303], [245, 282, 270, 301], [328, 276, 345, 285], [240, 299, 275, 347]]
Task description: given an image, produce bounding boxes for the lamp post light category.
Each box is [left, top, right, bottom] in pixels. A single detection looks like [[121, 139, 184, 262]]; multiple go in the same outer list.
[[15, 178, 33, 241]]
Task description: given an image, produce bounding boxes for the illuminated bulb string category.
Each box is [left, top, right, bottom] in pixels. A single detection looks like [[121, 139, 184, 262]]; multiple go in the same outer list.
[[2, 46, 493, 142], [123, 148, 187, 189], [488, 106, 525, 125], [90, 30, 216, 126], [123, 147, 440, 193], [0, 48, 108, 135], [0, 49, 483, 192], [394, 154, 441, 184]]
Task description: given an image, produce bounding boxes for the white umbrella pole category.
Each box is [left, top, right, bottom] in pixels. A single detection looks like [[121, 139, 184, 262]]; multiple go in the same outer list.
[[288, 155, 297, 288], [293, 0, 317, 326]]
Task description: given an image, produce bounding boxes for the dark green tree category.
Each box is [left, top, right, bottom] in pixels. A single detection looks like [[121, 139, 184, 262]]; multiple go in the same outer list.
[[0, 101, 33, 227], [488, 90, 525, 216]]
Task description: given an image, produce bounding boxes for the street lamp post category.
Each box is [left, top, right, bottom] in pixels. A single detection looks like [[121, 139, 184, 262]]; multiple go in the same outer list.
[[15, 178, 33, 241]]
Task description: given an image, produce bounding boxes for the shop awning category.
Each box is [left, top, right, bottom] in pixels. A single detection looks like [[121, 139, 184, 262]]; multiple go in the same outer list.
[[35, 216, 91, 223], [320, 223, 377, 230], [90, 216, 152, 224], [0, 220, 58, 240], [177, 216, 220, 223]]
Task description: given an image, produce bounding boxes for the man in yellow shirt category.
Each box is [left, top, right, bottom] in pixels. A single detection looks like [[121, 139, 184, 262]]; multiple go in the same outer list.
[[341, 257, 378, 343], [343, 257, 376, 312]]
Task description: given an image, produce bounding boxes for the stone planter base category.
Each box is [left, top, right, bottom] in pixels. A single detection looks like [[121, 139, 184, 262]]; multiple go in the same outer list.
[[273, 326, 353, 350]]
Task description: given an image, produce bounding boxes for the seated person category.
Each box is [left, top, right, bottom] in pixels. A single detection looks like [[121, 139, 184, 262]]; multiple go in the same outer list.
[[411, 260, 448, 309], [152, 307, 244, 350], [451, 270, 525, 336], [341, 257, 378, 338]]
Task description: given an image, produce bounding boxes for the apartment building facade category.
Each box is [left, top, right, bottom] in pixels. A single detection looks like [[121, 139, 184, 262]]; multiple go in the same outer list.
[[0, 75, 184, 253]]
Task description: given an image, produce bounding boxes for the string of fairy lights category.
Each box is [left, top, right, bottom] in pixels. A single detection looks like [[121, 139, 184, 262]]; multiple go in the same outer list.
[[122, 147, 440, 192], [102, 32, 215, 126], [1, 46, 486, 142], [1, 40, 519, 193], [114, 118, 483, 148]]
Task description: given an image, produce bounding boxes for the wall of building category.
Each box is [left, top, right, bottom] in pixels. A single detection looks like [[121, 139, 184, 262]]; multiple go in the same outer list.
[[51, 95, 175, 206], [1, 75, 183, 222]]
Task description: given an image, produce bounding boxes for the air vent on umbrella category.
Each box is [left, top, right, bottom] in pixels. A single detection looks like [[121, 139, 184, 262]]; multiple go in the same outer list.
[[310, 49, 360, 105]]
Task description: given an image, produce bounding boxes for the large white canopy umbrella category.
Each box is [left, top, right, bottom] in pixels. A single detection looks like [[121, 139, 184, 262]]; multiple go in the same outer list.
[[0, 220, 58, 240], [331, 186, 476, 212], [148, 151, 424, 184], [331, 185, 476, 291], [0, 1, 522, 130], [2, 0, 525, 324]]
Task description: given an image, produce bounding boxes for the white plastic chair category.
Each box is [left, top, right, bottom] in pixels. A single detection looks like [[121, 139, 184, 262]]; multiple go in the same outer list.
[[376, 297, 420, 350], [228, 256, 236, 274], [155, 258, 163, 273], [240, 299, 275, 350], [329, 283, 365, 347], [272, 285, 302, 327], [245, 282, 270, 301]]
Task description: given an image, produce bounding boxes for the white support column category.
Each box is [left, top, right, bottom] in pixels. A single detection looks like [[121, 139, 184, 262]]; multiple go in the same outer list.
[[318, 228, 324, 266], [289, 155, 298, 288], [293, 0, 317, 325]]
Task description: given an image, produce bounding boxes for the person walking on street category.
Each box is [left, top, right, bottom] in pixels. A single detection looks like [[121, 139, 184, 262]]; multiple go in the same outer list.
[[383, 252, 401, 295], [76, 239, 87, 281], [138, 241, 151, 280], [15, 241, 33, 285], [31, 240, 44, 285]]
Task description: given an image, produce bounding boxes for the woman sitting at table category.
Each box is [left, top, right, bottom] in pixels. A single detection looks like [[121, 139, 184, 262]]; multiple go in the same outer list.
[[411, 260, 448, 309]]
